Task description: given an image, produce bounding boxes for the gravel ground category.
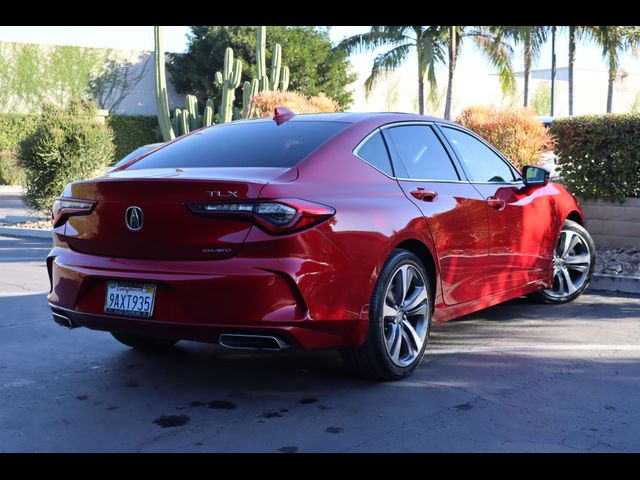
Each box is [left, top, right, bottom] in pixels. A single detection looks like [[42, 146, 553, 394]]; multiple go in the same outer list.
[[0, 219, 50, 229], [595, 247, 640, 277]]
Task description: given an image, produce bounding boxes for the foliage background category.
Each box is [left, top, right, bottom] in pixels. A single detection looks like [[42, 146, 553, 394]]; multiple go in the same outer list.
[[168, 26, 356, 109], [550, 114, 640, 202]]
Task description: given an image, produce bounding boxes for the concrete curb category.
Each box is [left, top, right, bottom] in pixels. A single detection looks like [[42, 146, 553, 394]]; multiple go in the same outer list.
[[0, 186, 24, 194], [590, 274, 640, 295], [0, 226, 51, 239]]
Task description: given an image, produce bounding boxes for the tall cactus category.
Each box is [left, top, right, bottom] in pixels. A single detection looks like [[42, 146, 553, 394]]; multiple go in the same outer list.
[[203, 99, 215, 127], [242, 79, 258, 117], [215, 47, 243, 123], [255, 26, 290, 94], [154, 26, 175, 141]]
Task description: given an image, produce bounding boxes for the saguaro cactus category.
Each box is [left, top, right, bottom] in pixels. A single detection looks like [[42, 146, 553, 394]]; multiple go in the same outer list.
[[255, 26, 290, 94], [154, 26, 175, 141], [242, 79, 258, 117], [215, 48, 243, 124]]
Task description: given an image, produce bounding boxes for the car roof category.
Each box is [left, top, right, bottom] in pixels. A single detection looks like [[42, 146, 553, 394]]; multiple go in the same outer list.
[[286, 111, 457, 126]]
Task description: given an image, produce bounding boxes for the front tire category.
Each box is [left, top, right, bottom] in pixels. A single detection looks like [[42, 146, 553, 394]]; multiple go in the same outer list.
[[111, 332, 179, 352], [341, 250, 432, 381], [530, 219, 595, 304]]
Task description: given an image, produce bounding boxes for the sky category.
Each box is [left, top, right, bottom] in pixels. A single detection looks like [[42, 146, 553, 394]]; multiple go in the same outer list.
[[1, 25, 639, 78]]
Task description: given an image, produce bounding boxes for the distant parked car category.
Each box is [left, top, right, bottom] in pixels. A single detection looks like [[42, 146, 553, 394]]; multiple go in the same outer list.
[[105, 143, 164, 173]]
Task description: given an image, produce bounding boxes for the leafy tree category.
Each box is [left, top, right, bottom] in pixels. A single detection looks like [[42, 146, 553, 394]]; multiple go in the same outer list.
[[168, 26, 356, 109], [336, 26, 446, 115]]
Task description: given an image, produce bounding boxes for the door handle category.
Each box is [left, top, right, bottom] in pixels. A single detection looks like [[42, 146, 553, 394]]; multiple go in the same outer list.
[[411, 188, 438, 202], [486, 196, 506, 210]]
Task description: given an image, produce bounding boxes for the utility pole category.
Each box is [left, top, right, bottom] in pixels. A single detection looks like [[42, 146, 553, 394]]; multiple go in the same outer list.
[[550, 26, 556, 117]]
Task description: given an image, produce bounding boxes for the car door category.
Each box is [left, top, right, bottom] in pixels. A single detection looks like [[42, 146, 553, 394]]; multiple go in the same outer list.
[[380, 123, 489, 305], [438, 125, 556, 294]]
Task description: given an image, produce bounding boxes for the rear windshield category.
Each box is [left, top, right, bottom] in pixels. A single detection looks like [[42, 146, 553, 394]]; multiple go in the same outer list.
[[127, 120, 348, 169]]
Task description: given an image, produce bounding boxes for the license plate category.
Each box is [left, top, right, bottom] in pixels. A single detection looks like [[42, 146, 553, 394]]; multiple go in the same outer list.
[[104, 281, 156, 318]]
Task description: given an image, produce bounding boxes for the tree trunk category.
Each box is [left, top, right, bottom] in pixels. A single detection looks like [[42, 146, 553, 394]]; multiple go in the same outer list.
[[523, 34, 531, 108], [417, 48, 425, 115], [444, 26, 457, 120], [568, 26, 575, 115], [607, 66, 615, 113]]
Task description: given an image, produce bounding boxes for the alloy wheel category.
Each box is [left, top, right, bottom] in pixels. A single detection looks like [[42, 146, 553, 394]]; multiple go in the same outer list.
[[544, 229, 592, 299], [382, 264, 429, 367]]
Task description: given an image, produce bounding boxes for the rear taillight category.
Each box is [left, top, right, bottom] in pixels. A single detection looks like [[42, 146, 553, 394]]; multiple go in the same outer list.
[[52, 198, 97, 227], [186, 198, 335, 234]]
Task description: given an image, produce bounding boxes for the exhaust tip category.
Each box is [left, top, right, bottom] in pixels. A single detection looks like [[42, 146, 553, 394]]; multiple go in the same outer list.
[[219, 334, 289, 351], [52, 311, 76, 329]]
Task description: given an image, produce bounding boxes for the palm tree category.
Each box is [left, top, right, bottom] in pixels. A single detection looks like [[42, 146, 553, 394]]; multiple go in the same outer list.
[[587, 26, 640, 113], [336, 26, 446, 115], [567, 26, 587, 115], [443, 26, 516, 120], [505, 26, 547, 108]]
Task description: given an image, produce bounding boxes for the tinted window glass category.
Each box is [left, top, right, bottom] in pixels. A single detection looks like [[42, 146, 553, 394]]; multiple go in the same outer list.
[[384, 125, 459, 181], [128, 120, 348, 169], [355, 131, 393, 176], [441, 127, 517, 183]]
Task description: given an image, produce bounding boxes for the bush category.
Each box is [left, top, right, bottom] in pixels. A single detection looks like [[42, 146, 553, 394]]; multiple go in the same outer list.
[[19, 101, 115, 213], [106, 115, 160, 161], [456, 105, 554, 169], [0, 155, 25, 185], [550, 114, 640, 202], [0, 113, 40, 185], [249, 90, 339, 118]]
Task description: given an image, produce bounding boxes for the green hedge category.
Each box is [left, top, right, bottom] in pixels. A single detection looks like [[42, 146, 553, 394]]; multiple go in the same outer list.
[[0, 113, 160, 184], [550, 114, 640, 203], [106, 115, 161, 162]]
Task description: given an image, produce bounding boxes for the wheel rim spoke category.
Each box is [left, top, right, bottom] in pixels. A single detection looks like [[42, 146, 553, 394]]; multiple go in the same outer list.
[[388, 324, 402, 363], [561, 266, 577, 294], [383, 302, 397, 319], [402, 319, 423, 353], [565, 252, 590, 272], [403, 286, 427, 313]]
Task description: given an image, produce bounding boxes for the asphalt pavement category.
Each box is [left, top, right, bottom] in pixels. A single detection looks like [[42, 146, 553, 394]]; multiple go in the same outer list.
[[1, 234, 639, 452]]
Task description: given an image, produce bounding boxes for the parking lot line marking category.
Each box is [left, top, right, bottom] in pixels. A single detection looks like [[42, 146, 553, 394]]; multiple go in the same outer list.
[[0, 290, 48, 297], [432, 344, 640, 354]]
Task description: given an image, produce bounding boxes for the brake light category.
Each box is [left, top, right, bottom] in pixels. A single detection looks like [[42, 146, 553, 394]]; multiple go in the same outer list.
[[52, 198, 97, 227], [186, 198, 335, 234]]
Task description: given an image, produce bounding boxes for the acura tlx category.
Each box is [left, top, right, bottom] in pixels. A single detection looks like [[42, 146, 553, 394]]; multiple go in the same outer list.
[[47, 109, 595, 380]]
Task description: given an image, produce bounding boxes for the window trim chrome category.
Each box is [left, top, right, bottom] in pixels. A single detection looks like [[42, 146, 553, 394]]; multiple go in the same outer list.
[[352, 128, 397, 179]]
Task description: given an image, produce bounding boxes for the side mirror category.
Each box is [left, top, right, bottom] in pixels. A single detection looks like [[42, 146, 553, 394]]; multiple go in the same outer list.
[[523, 165, 550, 186]]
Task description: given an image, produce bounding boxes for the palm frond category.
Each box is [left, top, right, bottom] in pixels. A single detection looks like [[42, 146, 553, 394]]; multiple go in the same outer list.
[[363, 43, 413, 96]]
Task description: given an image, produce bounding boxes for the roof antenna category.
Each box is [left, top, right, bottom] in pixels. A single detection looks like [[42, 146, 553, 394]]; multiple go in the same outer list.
[[273, 107, 295, 125]]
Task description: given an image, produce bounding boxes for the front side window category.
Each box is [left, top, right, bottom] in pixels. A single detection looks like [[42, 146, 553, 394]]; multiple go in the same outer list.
[[355, 130, 394, 176], [441, 127, 517, 183]]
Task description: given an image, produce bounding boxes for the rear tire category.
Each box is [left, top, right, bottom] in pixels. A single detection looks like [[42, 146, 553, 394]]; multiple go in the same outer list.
[[111, 332, 179, 352], [341, 249, 432, 381], [529, 219, 595, 304]]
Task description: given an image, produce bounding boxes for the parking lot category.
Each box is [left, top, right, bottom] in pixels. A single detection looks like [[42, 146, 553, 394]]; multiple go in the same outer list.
[[1, 233, 639, 452]]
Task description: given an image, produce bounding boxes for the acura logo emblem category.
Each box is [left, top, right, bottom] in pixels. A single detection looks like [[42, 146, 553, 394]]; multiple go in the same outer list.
[[125, 206, 143, 231]]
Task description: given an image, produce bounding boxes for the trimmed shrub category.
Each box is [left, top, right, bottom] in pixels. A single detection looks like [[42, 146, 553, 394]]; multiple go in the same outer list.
[[550, 114, 640, 202], [106, 115, 160, 161], [249, 90, 339, 118], [19, 101, 115, 213], [456, 105, 554, 169], [0, 113, 40, 185]]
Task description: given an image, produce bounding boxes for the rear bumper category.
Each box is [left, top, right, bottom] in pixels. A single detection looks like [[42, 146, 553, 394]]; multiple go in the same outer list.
[[47, 244, 369, 350]]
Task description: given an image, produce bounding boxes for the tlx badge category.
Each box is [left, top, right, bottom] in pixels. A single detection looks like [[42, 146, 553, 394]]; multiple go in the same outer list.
[[206, 190, 239, 198]]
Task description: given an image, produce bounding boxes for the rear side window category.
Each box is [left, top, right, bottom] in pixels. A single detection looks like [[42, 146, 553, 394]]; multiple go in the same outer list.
[[127, 120, 348, 169], [355, 130, 394, 176], [384, 125, 459, 181]]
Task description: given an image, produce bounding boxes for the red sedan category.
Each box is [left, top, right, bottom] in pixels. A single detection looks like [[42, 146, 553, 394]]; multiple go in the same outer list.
[[47, 111, 595, 380]]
